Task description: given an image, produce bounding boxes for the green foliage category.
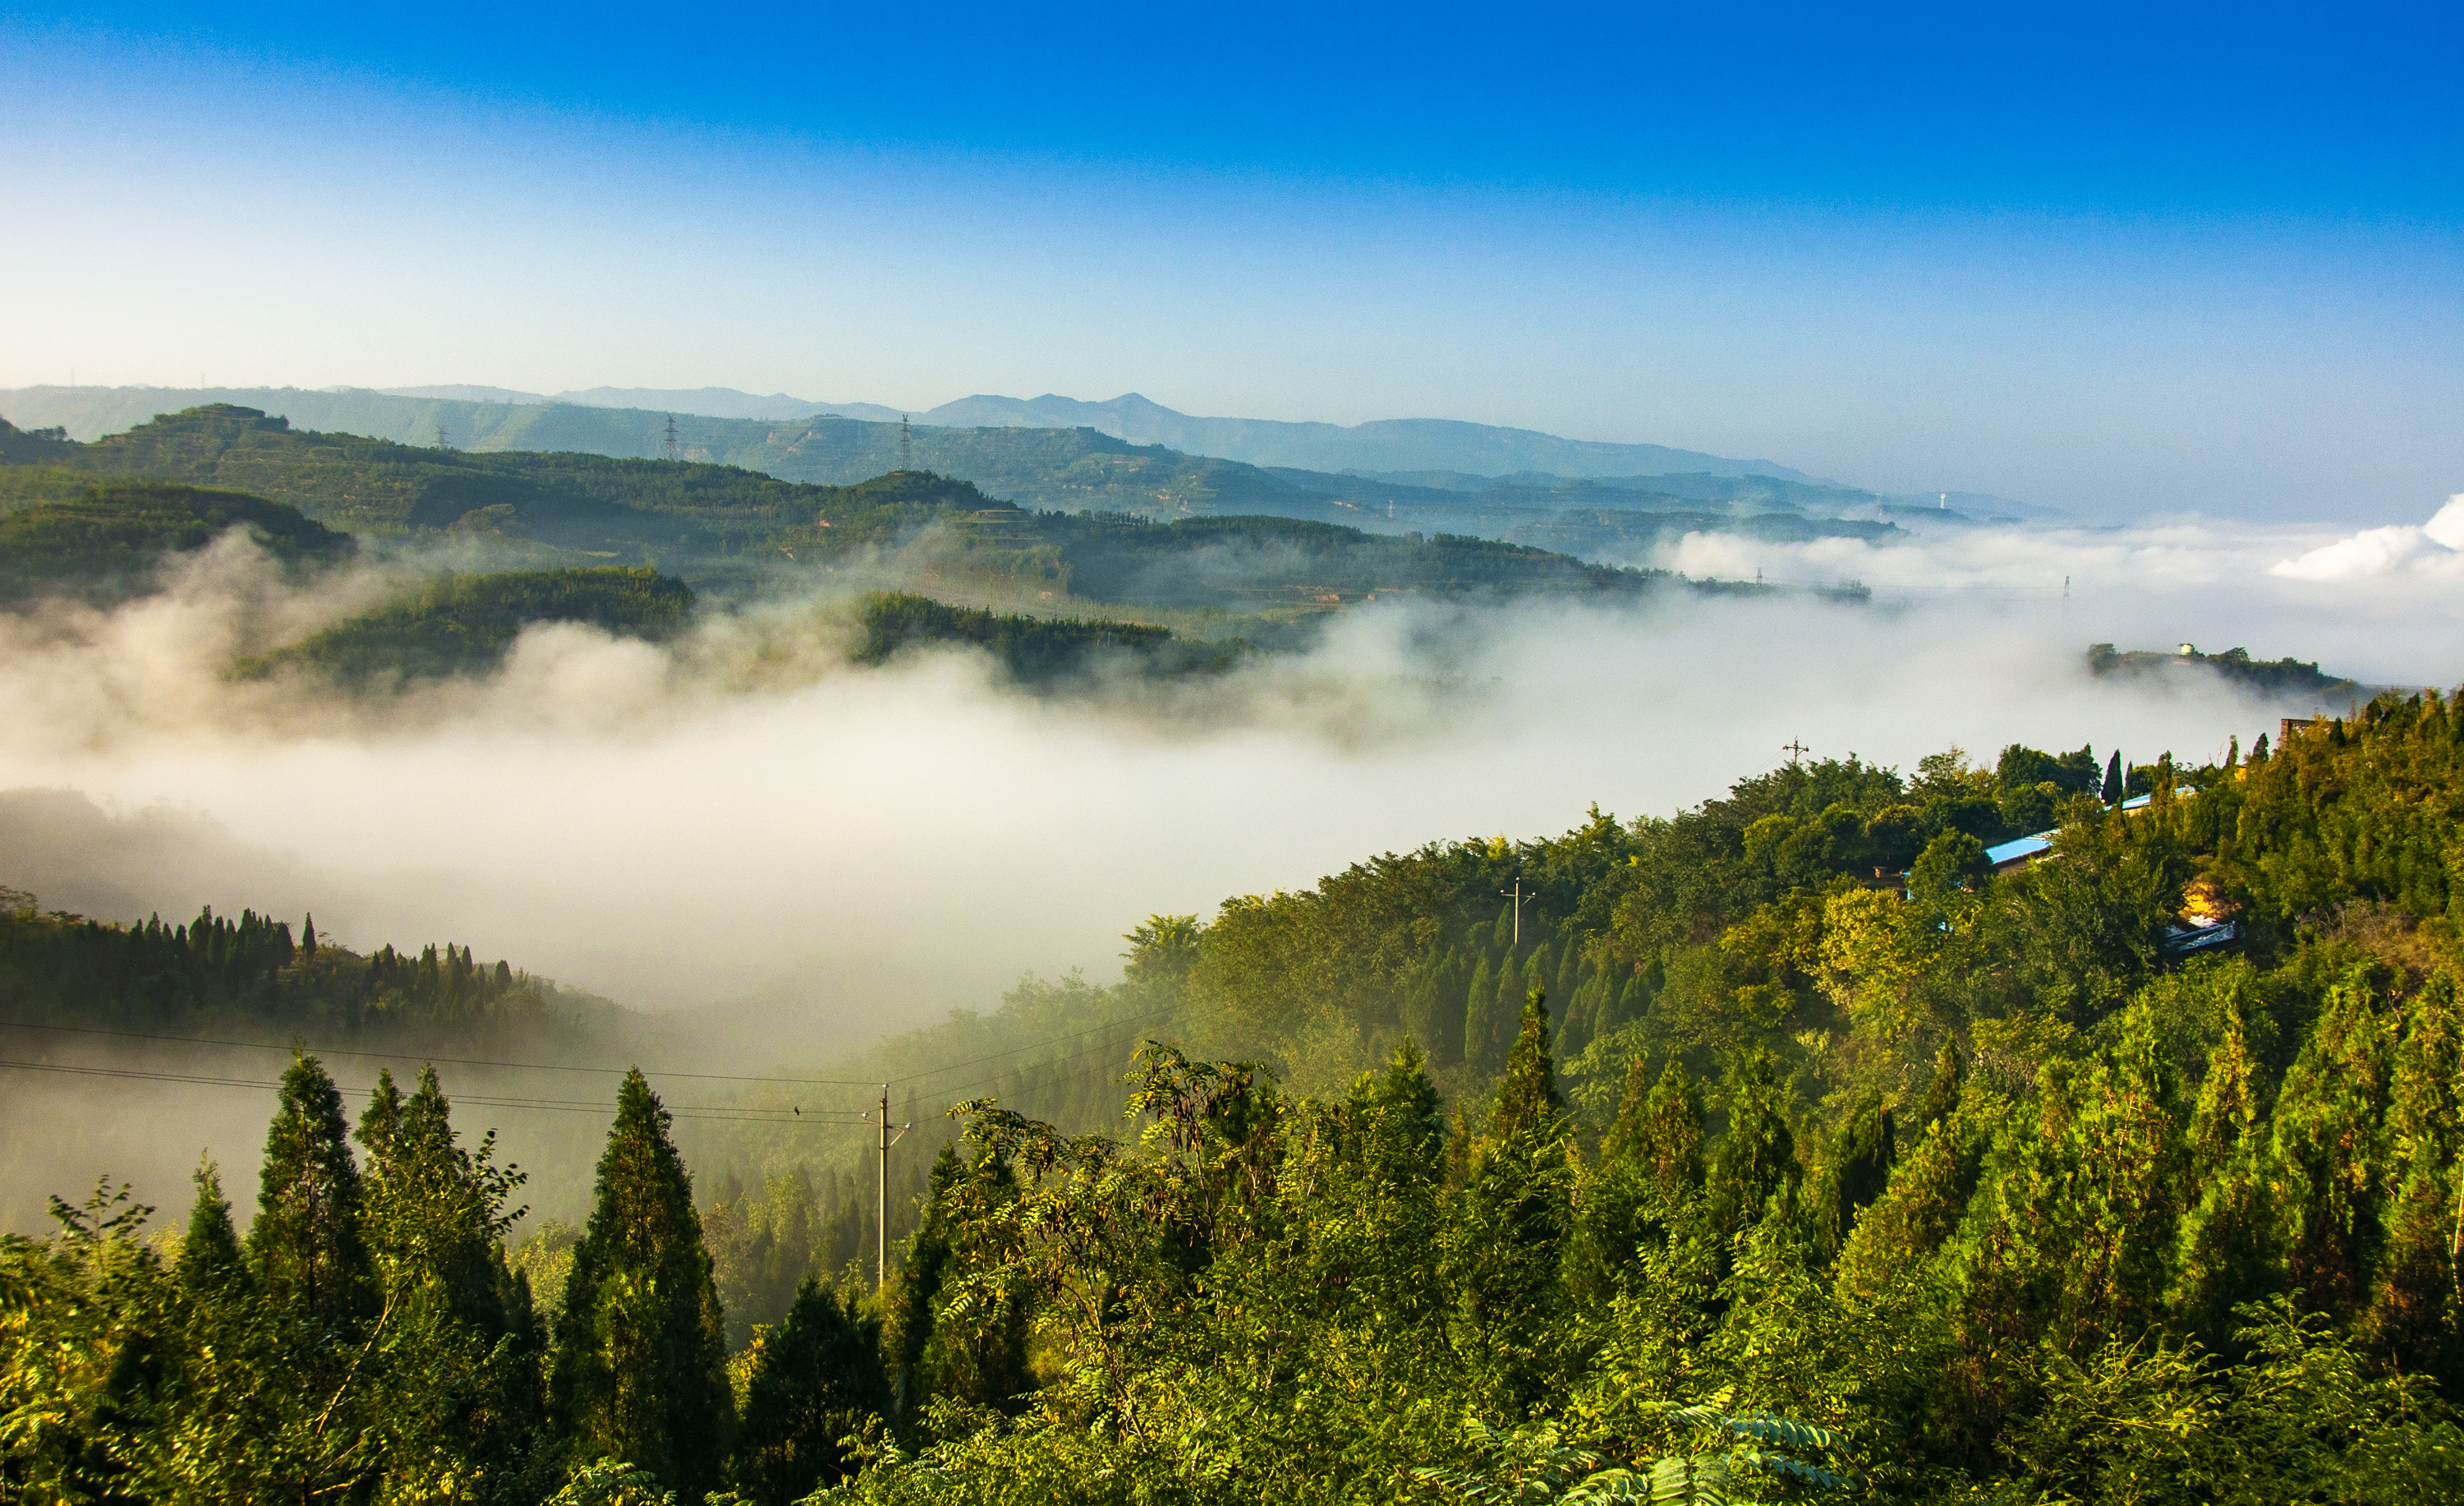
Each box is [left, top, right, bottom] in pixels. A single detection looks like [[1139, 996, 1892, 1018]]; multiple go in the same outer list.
[[0, 478, 352, 602], [853, 590, 1233, 684], [553, 1070, 734, 1499], [730, 1276, 893, 1504], [241, 565, 696, 684]]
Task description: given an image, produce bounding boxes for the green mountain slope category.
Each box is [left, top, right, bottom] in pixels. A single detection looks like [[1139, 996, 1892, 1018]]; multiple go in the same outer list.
[[0, 477, 354, 603], [0, 388, 1905, 545], [1, 407, 1708, 617], [239, 566, 696, 685]]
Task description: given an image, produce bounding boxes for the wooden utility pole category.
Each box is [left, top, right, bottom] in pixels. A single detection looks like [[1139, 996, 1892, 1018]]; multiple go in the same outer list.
[[860, 1085, 911, 1294], [1501, 880, 1535, 949]]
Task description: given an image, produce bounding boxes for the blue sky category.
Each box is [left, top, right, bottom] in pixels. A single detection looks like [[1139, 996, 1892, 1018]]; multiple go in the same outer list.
[[3, 2, 2458, 519]]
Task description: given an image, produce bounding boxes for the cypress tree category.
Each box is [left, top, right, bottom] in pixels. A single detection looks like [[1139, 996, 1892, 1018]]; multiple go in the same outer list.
[[1445, 990, 1573, 1405], [1834, 1094, 1993, 1305], [2102, 750, 2124, 804], [1818, 1091, 1895, 1255], [178, 1156, 246, 1293], [1521, 946, 1555, 1033], [1489, 960, 1525, 1071], [1707, 1047, 1796, 1239], [729, 1277, 894, 1505], [1462, 954, 1496, 1074], [1910, 1040, 1963, 1141], [2168, 1004, 2282, 1348], [1569, 1054, 1661, 1300], [249, 1052, 375, 1328], [2271, 979, 2394, 1324], [552, 1069, 733, 1499], [2358, 977, 2464, 1385], [1430, 947, 1467, 1068]]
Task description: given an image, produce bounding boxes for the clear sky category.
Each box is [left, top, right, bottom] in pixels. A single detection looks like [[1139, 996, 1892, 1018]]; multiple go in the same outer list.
[[3, 2, 2457, 520]]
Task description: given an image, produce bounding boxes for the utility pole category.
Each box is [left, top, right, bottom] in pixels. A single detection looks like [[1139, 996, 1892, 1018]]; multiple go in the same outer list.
[[899, 415, 913, 472], [1782, 739, 1809, 766], [1501, 879, 1536, 949], [859, 1084, 911, 1295], [664, 413, 680, 463]]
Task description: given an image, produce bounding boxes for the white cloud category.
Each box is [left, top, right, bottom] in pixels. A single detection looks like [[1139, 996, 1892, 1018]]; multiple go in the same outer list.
[[2269, 495, 2464, 581]]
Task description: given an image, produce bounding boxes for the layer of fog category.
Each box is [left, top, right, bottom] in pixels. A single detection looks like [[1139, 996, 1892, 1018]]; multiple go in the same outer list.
[[2, 507, 2455, 1230], [1619, 494, 2464, 687]]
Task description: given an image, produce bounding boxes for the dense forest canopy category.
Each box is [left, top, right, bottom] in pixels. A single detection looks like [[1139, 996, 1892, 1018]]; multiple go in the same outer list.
[[237, 566, 697, 685], [0, 477, 353, 604], [9, 697, 2464, 1502]]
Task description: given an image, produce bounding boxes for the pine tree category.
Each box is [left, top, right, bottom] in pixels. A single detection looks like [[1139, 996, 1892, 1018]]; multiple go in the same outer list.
[[1521, 946, 1555, 1033], [1463, 953, 1495, 1072], [2358, 976, 2464, 1385], [1818, 1091, 1895, 1255], [729, 1277, 894, 1505], [1430, 947, 1468, 1068], [2169, 1002, 2284, 1350], [2271, 977, 2395, 1324], [1568, 1053, 1677, 1300], [1910, 1040, 1963, 1140], [1488, 960, 1525, 1071], [1445, 990, 1573, 1405], [1835, 1094, 1993, 1304], [358, 1066, 542, 1485], [178, 1156, 246, 1293], [552, 1070, 733, 1499], [1707, 1047, 1796, 1238], [249, 1052, 375, 1328]]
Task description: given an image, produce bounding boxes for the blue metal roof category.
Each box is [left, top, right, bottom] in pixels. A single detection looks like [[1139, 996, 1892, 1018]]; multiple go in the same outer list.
[[1985, 833, 2053, 866]]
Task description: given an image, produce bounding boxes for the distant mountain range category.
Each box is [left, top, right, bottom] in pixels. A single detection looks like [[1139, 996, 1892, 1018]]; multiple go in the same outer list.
[[0, 385, 2045, 523], [364, 386, 1814, 481]]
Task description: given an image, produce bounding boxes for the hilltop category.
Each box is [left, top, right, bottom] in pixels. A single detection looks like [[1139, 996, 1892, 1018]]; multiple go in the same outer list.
[[0, 389, 1908, 556]]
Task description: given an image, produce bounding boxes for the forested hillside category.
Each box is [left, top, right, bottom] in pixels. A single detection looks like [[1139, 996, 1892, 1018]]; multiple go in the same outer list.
[[239, 566, 696, 685], [0, 395, 1907, 547], [0, 476, 353, 604], [9, 699, 2464, 1502]]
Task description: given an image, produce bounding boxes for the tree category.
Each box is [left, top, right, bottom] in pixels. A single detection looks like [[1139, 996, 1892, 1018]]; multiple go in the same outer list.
[[1707, 1047, 1796, 1239], [1446, 989, 1573, 1405], [552, 1070, 733, 1499], [1464, 953, 1496, 1074], [1816, 1091, 1894, 1255], [2102, 750, 2124, 804], [248, 1052, 375, 1329], [729, 1276, 893, 1504], [177, 1157, 246, 1293]]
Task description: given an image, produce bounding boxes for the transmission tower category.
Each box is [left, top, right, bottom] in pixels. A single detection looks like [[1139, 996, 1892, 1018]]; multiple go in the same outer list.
[[899, 415, 913, 472], [664, 414, 680, 463]]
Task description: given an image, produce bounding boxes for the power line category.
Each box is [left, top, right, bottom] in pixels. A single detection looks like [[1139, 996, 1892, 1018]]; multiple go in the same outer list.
[[0, 1059, 867, 1124], [883, 1002, 1184, 1087], [0, 1020, 884, 1086]]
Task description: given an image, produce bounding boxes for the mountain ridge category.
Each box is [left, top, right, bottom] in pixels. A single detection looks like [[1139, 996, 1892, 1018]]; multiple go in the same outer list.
[[8, 384, 1826, 486]]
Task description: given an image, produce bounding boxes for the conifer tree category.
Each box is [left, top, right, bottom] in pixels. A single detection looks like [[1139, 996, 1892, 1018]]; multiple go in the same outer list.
[[249, 1052, 375, 1328], [1834, 1094, 1993, 1304], [2270, 978, 2395, 1323], [729, 1276, 894, 1505], [1521, 946, 1555, 1031], [1463, 954, 1495, 1073], [2358, 977, 2463, 1384], [178, 1156, 246, 1293], [552, 1069, 733, 1499], [2169, 1002, 2286, 1349], [1568, 1053, 1674, 1300], [1910, 1039, 1963, 1140], [1445, 990, 1572, 1405], [1430, 947, 1468, 1068], [1707, 1047, 1796, 1238], [2102, 750, 2124, 804], [1817, 1091, 1894, 1255]]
